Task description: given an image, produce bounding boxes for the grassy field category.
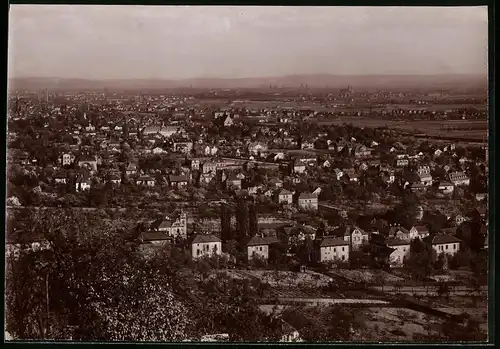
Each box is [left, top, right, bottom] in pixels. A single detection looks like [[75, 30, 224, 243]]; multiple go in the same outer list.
[[314, 117, 488, 141]]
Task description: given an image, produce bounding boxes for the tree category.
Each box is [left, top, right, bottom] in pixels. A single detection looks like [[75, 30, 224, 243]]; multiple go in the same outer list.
[[405, 239, 437, 281], [5, 208, 191, 341]]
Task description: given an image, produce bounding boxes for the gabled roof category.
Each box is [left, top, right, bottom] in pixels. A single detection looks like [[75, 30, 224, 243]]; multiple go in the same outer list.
[[412, 225, 429, 233], [386, 239, 410, 247], [169, 175, 189, 182], [192, 234, 221, 244], [137, 175, 154, 181], [279, 189, 293, 196], [143, 231, 172, 242], [78, 154, 97, 162], [320, 236, 349, 247], [431, 234, 462, 245], [247, 236, 280, 246], [298, 192, 317, 200]]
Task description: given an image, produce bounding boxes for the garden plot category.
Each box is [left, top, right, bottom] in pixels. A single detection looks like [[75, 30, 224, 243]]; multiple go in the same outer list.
[[331, 269, 405, 284], [238, 270, 332, 287]]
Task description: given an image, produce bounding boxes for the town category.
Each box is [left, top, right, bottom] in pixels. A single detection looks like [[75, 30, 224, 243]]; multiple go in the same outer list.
[[5, 84, 488, 342]]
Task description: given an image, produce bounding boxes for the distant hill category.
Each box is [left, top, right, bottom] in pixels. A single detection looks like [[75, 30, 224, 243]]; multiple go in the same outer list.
[[8, 74, 487, 91]]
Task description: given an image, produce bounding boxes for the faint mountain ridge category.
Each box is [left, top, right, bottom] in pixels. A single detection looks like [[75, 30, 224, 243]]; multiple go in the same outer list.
[[9, 73, 487, 90]]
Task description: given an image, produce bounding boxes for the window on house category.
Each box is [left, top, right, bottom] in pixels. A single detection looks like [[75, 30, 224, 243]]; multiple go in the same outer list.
[[197, 249, 200, 256], [334, 248, 336, 253], [342, 247, 345, 252], [445, 245, 448, 250], [259, 247, 263, 252], [453, 244, 457, 250], [341, 255, 345, 261]]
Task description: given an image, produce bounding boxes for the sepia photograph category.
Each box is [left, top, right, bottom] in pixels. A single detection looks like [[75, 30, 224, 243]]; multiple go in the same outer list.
[[6, 5, 489, 343]]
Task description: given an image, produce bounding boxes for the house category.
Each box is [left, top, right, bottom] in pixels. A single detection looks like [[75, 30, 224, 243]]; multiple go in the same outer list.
[[475, 193, 487, 202], [152, 147, 164, 154], [426, 235, 461, 256], [226, 175, 242, 190], [449, 171, 470, 186], [278, 189, 294, 205], [136, 175, 155, 187], [409, 225, 429, 240], [158, 213, 188, 238], [109, 174, 121, 185], [248, 142, 268, 156], [298, 193, 318, 211], [396, 158, 409, 167], [359, 162, 369, 171], [191, 234, 222, 259], [200, 172, 216, 186], [312, 187, 322, 196], [143, 125, 184, 138], [334, 168, 344, 181], [301, 141, 314, 150], [322, 160, 332, 168], [76, 177, 91, 192], [54, 173, 67, 184], [319, 237, 350, 263], [126, 163, 138, 176], [454, 214, 467, 225], [223, 115, 234, 127], [434, 149, 443, 157], [417, 166, 433, 186], [61, 153, 75, 166], [77, 155, 98, 172], [410, 183, 426, 193], [191, 159, 201, 170], [386, 239, 410, 267], [174, 142, 193, 154], [247, 236, 280, 261], [343, 226, 369, 250], [169, 175, 189, 188], [344, 169, 359, 182], [293, 160, 306, 174], [438, 181, 455, 194], [389, 226, 411, 240], [202, 161, 218, 174], [354, 145, 372, 158]]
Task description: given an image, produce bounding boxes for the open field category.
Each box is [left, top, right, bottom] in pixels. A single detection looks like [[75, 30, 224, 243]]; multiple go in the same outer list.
[[314, 117, 488, 142]]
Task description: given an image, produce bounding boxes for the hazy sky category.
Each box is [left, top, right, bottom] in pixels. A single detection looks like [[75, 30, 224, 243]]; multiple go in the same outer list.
[[8, 5, 488, 80]]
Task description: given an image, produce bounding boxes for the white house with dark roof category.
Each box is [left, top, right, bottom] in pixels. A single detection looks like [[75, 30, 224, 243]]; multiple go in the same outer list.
[[449, 171, 470, 186], [158, 212, 188, 238], [334, 168, 343, 181], [438, 181, 455, 194], [191, 234, 222, 259], [427, 235, 462, 256], [169, 175, 189, 188], [343, 226, 369, 250], [136, 175, 155, 187], [278, 189, 293, 205], [298, 193, 318, 211], [319, 237, 350, 263], [409, 225, 430, 240], [77, 155, 98, 172], [417, 166, 433, 186], [247, 236, 280, 261], [293, 160, 306, 174], [386, 239, 410, 267], [61, 152, 76, 166]]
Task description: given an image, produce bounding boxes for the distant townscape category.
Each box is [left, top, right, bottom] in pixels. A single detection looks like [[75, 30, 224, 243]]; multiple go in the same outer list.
[[5, 83, 488, 342]]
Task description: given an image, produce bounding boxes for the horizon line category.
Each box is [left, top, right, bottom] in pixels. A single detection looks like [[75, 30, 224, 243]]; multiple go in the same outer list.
[[9, 72, 488, 81]]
